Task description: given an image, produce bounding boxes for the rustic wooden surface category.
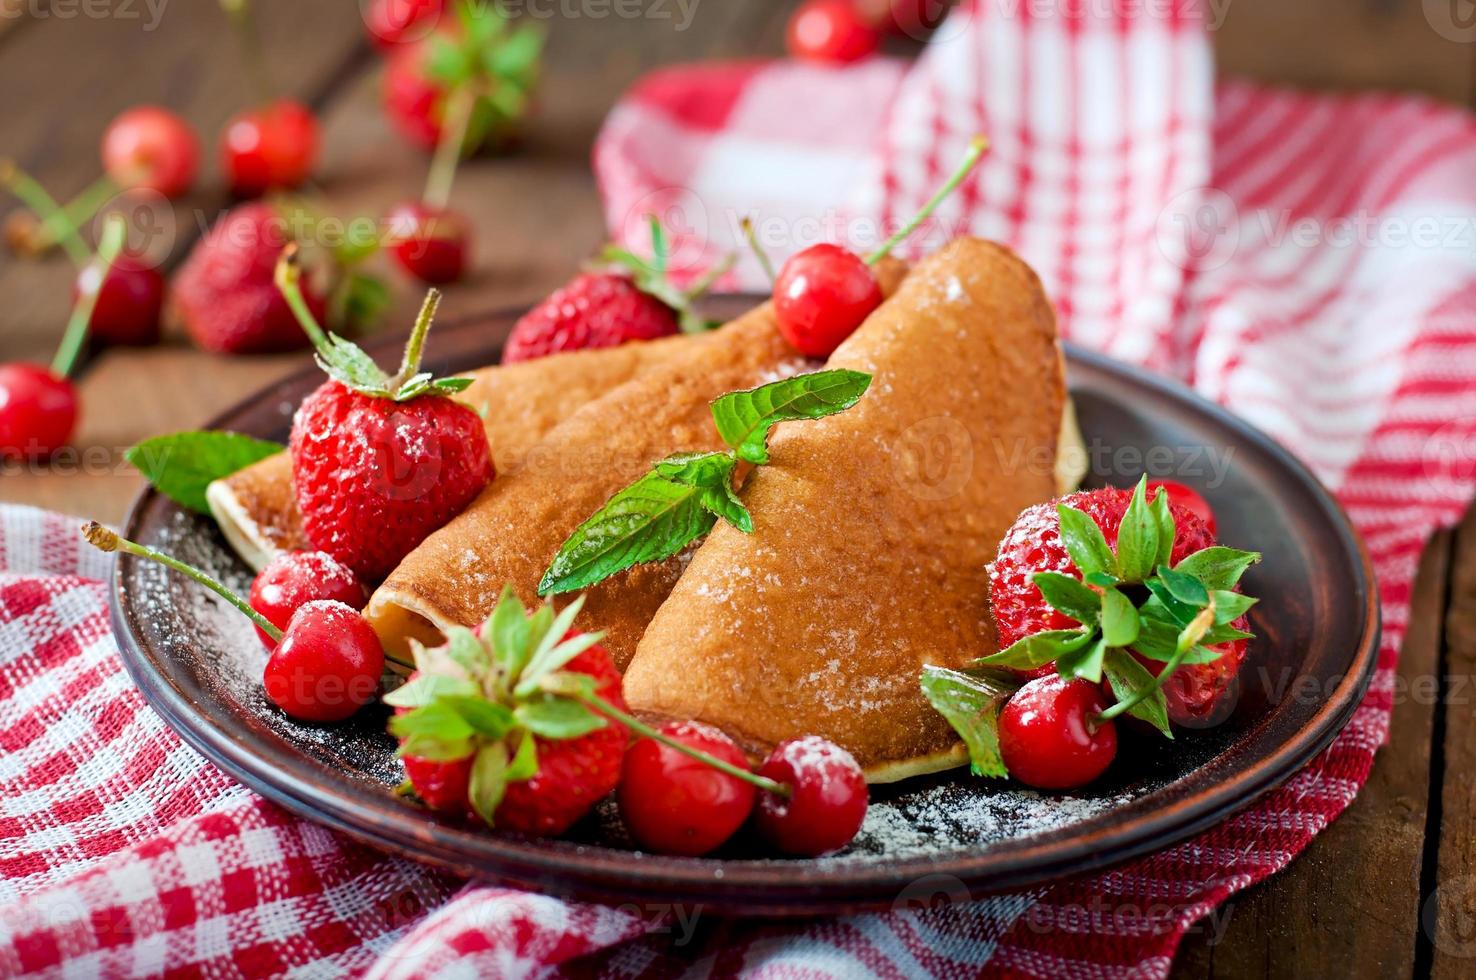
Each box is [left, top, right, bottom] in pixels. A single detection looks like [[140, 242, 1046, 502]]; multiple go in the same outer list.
[[1, 1, 1474, 975]]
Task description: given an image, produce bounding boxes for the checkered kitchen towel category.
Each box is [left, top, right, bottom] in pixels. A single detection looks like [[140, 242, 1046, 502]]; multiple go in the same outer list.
[[7, 2, 1476, 977]]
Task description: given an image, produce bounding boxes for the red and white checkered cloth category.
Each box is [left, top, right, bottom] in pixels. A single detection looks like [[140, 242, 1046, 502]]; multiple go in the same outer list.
[[7, 1, 1476, 975]]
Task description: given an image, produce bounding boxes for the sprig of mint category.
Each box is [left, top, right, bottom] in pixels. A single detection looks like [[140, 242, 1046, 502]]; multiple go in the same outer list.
[[538, 369, 871, 596], [125, 431, 285, 514], [924, 475, 1261, 777], [919, 666, 1020, 777]]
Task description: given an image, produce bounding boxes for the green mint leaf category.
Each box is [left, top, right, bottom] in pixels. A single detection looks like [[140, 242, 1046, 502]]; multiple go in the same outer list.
[[1131, 618, 1224, 664], [1056, 503, 1116, 577], [440, 696, 516, 739], [1099, 587, 1141, 647], [468, 743, 510, 827], [1150, 488, 1176, 567], [700, 486, 753, 533], [920, 665, 1018, 778], [506, 729, 538, 783], [1031, 572, 1101, 626], [655, 451, 736, 489], [1057, 635, 1107, 683], [125, 431, 284, 514], [488, 585, 532, 678], [1102, 648, 1173, 738], [538, 472, 715, 595], [1212, 590, 1258, 624], [514, 699, 608, 740], [1155, 564, 1210, 607], [1173, 546, 1261, 591], [710, 369, 872, 465], [1114, 476, 1159, 582], [979, 628, 1095, 670]]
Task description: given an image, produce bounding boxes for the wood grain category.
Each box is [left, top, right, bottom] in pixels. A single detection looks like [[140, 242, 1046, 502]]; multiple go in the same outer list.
[[1173, 531, 1452, 978]]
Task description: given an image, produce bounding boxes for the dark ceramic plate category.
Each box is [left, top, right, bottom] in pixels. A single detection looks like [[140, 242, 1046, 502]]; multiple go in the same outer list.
[[110, 299, 1379, 917]]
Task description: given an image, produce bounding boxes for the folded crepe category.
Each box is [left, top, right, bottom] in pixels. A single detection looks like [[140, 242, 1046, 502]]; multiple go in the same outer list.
[[363, 262, 911, 667], [206, 337, 695, 571], [622, 239, 1068, 782]]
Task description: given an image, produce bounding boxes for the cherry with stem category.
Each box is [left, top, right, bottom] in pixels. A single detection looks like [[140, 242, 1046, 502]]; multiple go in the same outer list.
[[218, 0, 320, 196], [386, 83, 479, 284]]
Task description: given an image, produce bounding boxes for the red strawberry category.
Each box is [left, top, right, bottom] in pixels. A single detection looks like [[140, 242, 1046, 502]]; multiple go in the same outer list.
[[986, 479, 1258, 729], [388, 591, 626, 837], [503, 220, 731, 363], [170, 203, 326, 354], [382, 6, 542, 154], [279, 250, 493, 580]]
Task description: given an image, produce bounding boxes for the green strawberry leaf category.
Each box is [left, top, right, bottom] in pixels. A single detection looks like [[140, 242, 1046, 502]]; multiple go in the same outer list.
[[538, 472, 716, 596], [710, 370, 872, 465], [125, 431, 284, 514], [468, 742, 510, 827], [1084, 570, 1119, 588], [1102, 647, 1173, 738], [1057, 635, 1107, 683], [1131, 617, 1225, 664], [440, 696, 516, 739], [382, 671, 478, 709], [1100, 587, 1141, 647], [1031, 572, 1102, 626], [1143, 579, 1198, 627], [1150, 488, 1176, 567], [1155, 564, 1210, 607], [980, 628, 1095, 670], [389, 702, 477, 761], [919, 665, 1019, 778], [1056, 503, 1116, 577], [1114, 476, 1159, 582], [516, 597, 606, 695], [488, 585, 532, 678], [514, 698, 608, 740], [1173, 546, 1261, 591], [506, 729, 538, 783], [1212, 590, 1258, 624]]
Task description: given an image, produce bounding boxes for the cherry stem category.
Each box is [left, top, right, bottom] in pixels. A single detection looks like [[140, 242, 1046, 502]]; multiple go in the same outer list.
[[82, 521, 285, 642], [50, 174, 123, 249], [740, 217, 775, 285], [574, 689, 791, 798], [0, 159, 91, 266], [390, 289, 442, 390], [865, 135, 989, 265], [423, 85, 478, 211], [274, 244, 334, 354], [52, 214, 125, 377], [683, 251, 736, 300], [1094, 604, 1215, 724], [220, 0, 275, 106]]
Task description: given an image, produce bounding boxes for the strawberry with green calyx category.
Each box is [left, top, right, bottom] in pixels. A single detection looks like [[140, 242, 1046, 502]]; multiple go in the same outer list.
[[81, 522, 395, 722], [921, 476, 1260, 788], [383, 0, 544, 154], [538, 368, 872, 596], [277, 246, 494, 580], [502, 216, 737, 363]]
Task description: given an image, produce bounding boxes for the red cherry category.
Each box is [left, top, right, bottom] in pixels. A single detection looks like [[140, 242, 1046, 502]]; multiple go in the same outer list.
[[786, 0, 882, 64], [365, 0, 445, 49], [754, 736, 868, 856], [1147, 479, 1217, 536], [101, 106, 199, 198], [249, 551, 368, 649], [74, 253, 164, 347], [998, 674, 1118, 790], [0, 363, 78, 460], [402, 751, 473, 813], [221, 100, 320, 197], [386, 202, 470, 284], [772, 243, 883, 357], [262, 600, 384, 722], [617, 720, 756, 856]]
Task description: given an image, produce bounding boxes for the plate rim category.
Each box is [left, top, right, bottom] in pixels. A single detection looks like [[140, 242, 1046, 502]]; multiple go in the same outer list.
[[110, 310, 1382, 915]]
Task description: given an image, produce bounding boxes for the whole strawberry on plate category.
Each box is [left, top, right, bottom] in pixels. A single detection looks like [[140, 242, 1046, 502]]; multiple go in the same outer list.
[[275, 246, 493, 581], [387, 588, 627, 836], [922, 476, 1260, 790], [502, 218, 732, 363], [383, 1, 543, 154]]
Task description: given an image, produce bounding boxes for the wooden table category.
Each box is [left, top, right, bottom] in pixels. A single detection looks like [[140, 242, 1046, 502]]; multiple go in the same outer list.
[[2, 2, 1473, 975]]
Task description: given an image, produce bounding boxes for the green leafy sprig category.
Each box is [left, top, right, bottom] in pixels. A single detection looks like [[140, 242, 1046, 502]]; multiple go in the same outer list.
[[538, 369, 872, 596], [275, 244, 473, 402], [423, 1, 545, 155], [921, 476, 1260, 775]]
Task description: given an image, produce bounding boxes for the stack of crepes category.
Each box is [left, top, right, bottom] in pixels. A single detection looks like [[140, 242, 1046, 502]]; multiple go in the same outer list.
[[207, 238, 1084, 779]]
